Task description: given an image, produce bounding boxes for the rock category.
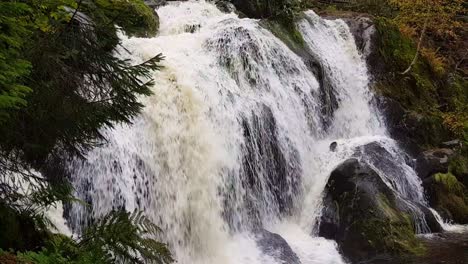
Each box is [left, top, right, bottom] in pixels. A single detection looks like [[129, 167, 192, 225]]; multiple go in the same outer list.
[[143, 0, 161, 35], [424, 172, 468, 224], [415, 148, 455, 180], [319, 159, 427, 262], [441, 139, 461, 148], [215, 0, 237, 13], [230, 0, 268, 18], [373, 96, 423, 157], [342, 15, 375, 58], [184, 24, 201, 33], [256, 229, 301, 264], [329, 141, 337, 152], [144, 0, 166, 8], [230, 0, 295, 18]]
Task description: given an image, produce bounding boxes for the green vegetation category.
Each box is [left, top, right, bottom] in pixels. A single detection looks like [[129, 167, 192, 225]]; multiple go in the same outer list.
[[0, 2, 32, 123], [0, 0, 170, 263], [306, 0, 467, 148], [0, 211, 173, 264], [354, 194, 425, 256], [358, 217, 425, 256], [431, 172, 468, 223], [261, 19, 305, 51]]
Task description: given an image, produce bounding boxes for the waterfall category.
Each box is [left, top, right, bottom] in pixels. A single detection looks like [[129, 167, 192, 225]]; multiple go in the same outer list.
[[67, 1, 435, 263]]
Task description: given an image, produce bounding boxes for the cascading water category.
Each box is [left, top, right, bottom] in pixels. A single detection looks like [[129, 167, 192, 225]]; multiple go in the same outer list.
[[67, 1, 437, 263]]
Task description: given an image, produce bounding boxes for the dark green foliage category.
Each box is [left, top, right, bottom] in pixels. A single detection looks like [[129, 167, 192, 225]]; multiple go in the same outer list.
[[0, 0, 162, 167], [0, 1, 168, 260], [0, 21, 162, 166], [0, 2, 32, 123], [7, 211, 173, 264], [84, 0, 159, 38], [374, 18, 437, 110], [372, 18, 467, 147], [78, 211, 173, 264], [0, 202, 50, 252], [430, 172, 468, 224]]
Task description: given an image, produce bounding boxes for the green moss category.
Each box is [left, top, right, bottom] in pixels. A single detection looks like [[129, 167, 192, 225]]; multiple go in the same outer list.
[[377, 194, 400, 220], [357, 216, 425, 256], [433, 172, 468, 223], [88, 0, 159, 38], [372, 18, 466, 147], [434, 172, 465, 195], [449, 153, 468, 178], [262, 17, 305, 50]]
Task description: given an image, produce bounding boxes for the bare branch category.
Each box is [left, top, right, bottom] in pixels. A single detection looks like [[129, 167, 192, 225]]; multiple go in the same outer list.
[[400, 18, 428, 75]]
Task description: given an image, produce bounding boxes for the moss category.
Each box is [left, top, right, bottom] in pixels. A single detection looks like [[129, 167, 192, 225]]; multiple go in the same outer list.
[[262, 19, 305, 51], [344, 192, 425, 258], [89, 0, 159, 38], [434, 172, 465, 195], [449, 153, 468, 180], [357, 216, 425, 257], [432, 172, 468, 223], [371, 18, 467, 147]]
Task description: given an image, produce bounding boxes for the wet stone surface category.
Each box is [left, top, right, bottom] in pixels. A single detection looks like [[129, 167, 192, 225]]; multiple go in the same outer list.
[[366, 232, 468, 264]]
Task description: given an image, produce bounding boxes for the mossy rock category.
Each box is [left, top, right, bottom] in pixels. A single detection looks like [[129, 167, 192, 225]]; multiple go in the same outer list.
[[319, 159, 427, 262], [231, 0, 298, 19], [88, 0, 159, 38], [370, 18, 467, 149], [261, 19, 305, 51], [426, 172, 468, 224], [448, 146, 468, 186]]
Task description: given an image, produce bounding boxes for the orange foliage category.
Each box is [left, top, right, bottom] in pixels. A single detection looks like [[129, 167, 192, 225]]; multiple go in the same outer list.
[[389, 0, 465, 38]]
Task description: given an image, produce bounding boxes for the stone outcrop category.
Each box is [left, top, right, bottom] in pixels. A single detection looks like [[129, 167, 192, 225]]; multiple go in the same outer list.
[[319, 159, 431, 262], [256, 229, 301, 264]]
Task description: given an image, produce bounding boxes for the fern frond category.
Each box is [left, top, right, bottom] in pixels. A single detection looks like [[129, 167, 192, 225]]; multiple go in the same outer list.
[[78, 210, 173, 264]]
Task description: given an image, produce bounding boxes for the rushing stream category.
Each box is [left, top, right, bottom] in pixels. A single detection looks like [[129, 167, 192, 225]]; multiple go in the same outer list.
[[66, 1, 442, 263]]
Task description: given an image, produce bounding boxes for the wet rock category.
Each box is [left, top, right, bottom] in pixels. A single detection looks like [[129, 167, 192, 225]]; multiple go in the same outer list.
[[319, 159, 427, 262], [424, 172, 468, 224], [230, 0, 296, 19], [256, 229, 301, 264], [144, 0, 166, 8], [329, 141, 337, 152], [441, 139, 461, 148], [365, 232, 468, 264], [342, 15, 375, 58], [222, 105, 301, 230], [415, 148, 455, 180], [215, 0, 236, 13], [374, 96, 422, 157], [184, 24, 201, 33]]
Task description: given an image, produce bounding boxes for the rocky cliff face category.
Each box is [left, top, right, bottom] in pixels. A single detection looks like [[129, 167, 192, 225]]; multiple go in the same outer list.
[[340, 13, 468, 226]]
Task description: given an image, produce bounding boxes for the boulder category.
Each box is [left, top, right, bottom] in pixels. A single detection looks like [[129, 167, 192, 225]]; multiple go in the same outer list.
[[415, 148, 455, 180], [256, 229, 301, 264], [441, 139, 461, 148], [319, 159, 427, 262], [424, 172, 468, 224], [144, 0, 166, 9], [230, 0, 296, 19], [341, 15, 375, 58], [215, 0, 237, 13]]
